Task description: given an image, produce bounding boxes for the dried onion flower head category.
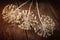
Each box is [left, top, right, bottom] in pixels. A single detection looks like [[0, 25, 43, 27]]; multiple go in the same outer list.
[[2, 4, 18, 23], [34, 15, 55, 37]]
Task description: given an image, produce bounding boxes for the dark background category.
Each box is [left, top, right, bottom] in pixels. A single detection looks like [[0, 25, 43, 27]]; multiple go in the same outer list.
[[0, 0, 60, 40]]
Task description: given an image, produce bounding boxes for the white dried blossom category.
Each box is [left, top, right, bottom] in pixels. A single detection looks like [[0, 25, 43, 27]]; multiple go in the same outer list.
[[34, 15, 55, 37]]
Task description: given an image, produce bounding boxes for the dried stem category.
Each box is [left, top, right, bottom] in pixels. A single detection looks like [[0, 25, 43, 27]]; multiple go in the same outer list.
[[36, 0, 42, 24], [13, 0, 30, 13]]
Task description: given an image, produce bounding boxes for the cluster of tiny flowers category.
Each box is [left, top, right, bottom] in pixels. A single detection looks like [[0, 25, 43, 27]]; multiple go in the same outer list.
[[34, 15, 55, 37]]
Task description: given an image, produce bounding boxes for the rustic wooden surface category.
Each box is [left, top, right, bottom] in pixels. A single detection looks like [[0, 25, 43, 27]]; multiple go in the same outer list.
[[0, 0, 60, 40]]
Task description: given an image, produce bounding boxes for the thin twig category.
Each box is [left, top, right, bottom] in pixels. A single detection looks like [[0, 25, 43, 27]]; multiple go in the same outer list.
[[13, 0, 30, 13], [25, 30, 28, 40], [36, 0, 42, 24], [28, 0, 33, 17]]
